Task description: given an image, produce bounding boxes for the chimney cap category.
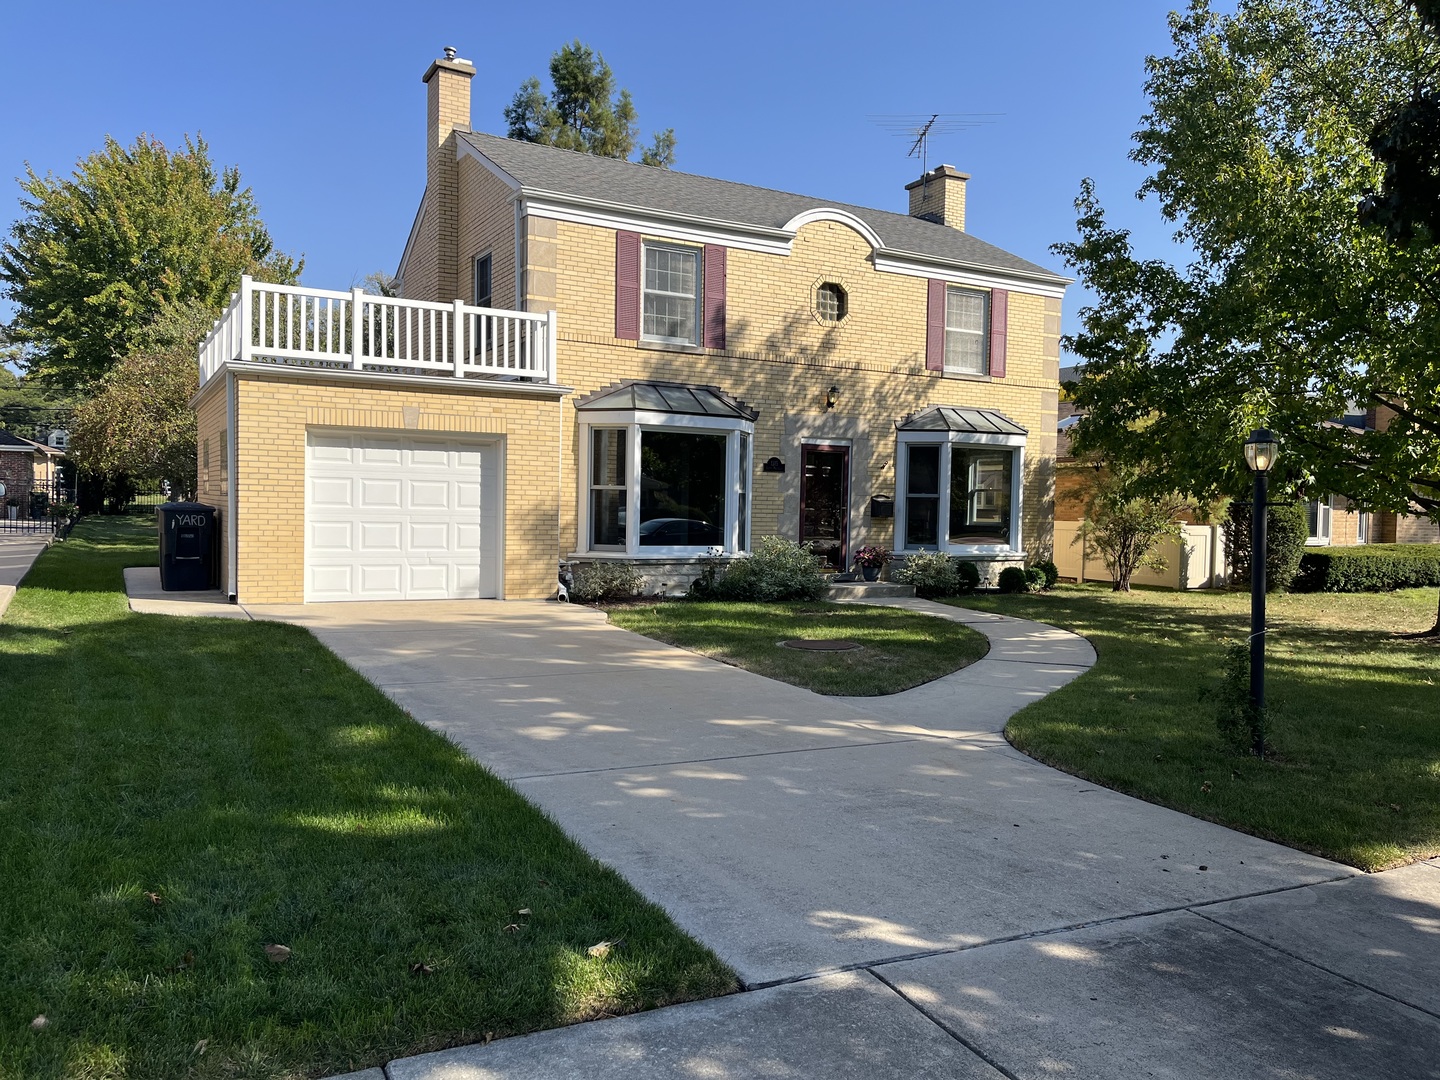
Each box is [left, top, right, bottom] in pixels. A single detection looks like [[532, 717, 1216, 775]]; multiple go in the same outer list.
[[905, 164, 970, 191], [423, 48, 476, 82], [443, 45, 457, 60]]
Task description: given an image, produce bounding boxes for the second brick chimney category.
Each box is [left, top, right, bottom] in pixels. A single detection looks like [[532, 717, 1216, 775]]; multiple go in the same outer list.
[[412, 46, 475, 303], [906, 165, 969, 231]]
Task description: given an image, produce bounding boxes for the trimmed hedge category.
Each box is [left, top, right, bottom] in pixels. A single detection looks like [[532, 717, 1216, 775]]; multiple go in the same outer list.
[[1295, 544, 1440, 593]]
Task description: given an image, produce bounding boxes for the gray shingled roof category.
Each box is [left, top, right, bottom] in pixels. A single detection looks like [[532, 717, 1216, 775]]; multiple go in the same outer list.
[[459, 132, 1068, 286]]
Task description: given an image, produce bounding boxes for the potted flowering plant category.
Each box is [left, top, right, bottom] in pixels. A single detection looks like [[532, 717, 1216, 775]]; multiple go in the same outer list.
[[852, 545, 892, 581]]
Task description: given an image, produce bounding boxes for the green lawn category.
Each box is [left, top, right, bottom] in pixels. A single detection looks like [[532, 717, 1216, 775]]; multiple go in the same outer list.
[[605, 600, 988, 696], [0, 518, 734, 1080], [955, 585, 1440, 871]]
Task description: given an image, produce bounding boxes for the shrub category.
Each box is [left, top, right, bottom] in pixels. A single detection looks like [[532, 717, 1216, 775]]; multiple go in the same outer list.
[[1078, 469, 1192, 592], [708, 535, 827, 601], [997, 566, 1032, 594], [1207, 640, 1269, 756], [894, 550, 961, 599], [1294, 544, 1440, 592], [1227, 498, 1308, 592], [1030, 559, 1059, 590], [570, 560, 643, 603], [956, 560, 981, 593]]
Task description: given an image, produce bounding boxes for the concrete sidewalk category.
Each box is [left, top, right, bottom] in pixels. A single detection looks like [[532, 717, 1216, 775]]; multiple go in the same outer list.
[[237, 596, 1440, 1079], [0, 534, 50, 619]]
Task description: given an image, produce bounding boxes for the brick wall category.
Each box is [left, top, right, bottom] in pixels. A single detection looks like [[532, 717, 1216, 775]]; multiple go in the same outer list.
[[225, 373, 562, 604]]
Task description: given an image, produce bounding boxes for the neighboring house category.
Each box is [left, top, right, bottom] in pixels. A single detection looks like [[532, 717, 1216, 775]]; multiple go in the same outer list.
[[193, 48, 1068, 604], [0, 430, 63, 514]]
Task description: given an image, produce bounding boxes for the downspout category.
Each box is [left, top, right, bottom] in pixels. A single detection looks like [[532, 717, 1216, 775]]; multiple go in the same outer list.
[[226, 370, 238, 601]]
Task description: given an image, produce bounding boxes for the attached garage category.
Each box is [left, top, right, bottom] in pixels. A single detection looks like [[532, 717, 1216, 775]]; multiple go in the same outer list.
[[304, 430, 502, 601]]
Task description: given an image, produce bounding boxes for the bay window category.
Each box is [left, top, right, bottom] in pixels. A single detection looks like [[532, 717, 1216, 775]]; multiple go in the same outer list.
[[895, 407, 1026, 554], [578, 382, 755, 556]]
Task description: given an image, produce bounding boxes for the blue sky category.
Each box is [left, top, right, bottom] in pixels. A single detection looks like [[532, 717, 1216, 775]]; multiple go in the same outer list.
[[1, 1, 1196, 353]]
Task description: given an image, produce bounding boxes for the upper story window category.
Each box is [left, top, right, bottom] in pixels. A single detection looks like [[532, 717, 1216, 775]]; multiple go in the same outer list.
[[643, 243, 701, 345], [816, 282, 847, 322], [944, 286, 989, 375], [473, 253, 493, 309]]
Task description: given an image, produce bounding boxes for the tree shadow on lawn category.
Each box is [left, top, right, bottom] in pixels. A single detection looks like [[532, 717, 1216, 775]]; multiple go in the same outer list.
[[0, 609, 735, 1080]]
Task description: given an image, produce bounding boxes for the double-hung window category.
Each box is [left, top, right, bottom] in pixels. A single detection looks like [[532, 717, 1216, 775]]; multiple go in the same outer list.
[[642, 243, 701, 345], [944, 286, 989, 375]]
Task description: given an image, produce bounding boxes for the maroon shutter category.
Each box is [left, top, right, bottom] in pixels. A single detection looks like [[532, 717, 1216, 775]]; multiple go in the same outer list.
[[615, 231, 641, 340], [925, 279, 946, 371], [988, 289, 1008, 378], [703, 244, 726, 350]]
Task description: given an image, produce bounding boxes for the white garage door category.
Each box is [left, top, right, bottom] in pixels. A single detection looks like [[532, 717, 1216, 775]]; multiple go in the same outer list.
[[305, 431, 501, 601]]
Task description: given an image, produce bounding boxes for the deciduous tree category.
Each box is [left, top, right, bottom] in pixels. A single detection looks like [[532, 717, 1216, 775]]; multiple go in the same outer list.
[[1, 135, 300, 393], [1055, 0, 1440, 629]]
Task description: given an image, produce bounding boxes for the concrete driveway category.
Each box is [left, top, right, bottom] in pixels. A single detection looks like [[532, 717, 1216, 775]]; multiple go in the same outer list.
[[249, 598, 1440, 1080], [0, 534, 49, 619]]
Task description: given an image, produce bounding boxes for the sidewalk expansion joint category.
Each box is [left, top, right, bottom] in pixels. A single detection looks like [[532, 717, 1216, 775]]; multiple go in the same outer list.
[[505, 736, 923, 781], [1189, 908, 1440, 1024], [866, 967, 1026, 1080], [738, 872, 1358, 993]]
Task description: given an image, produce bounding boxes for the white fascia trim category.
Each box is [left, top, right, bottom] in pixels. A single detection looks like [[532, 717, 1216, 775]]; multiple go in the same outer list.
[[897, 429, 1027, 449], [218, 361, 573, 399], [580, 409, 754, 432], [395, 189, 429, 289], [781, 207, 884, 252], [874, 253, 1070, 299], [455, 139, 524, 191], [523, 194, 793, 256]]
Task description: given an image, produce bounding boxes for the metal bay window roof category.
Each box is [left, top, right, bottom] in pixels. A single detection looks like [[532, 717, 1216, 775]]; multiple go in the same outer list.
[[895, 406, 1027, 435], [575, 380, 759, 421]]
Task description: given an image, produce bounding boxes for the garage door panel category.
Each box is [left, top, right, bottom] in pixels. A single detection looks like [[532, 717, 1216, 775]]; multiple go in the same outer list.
[[408, 522, 449, 550], [306, 431, 498, 602], [311, 477, 354, 508], [359, 522, 403, 552], [360, 478, 403, 508], [409, 480, 449, 509], [311, 521, 353, 552]]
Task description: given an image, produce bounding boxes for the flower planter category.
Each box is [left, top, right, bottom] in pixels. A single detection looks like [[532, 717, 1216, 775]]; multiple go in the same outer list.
[[861, 565, 881, 582]]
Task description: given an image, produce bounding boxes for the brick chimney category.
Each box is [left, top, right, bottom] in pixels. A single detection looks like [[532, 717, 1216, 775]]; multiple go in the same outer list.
[[906, 165, 969, 231], [412, 46, 475, 303]]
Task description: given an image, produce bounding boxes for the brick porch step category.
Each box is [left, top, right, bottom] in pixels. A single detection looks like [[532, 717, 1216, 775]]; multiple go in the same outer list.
[[824, 580, 916, 600]]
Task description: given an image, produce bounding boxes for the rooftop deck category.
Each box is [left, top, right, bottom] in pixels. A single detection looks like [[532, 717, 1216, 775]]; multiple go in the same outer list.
[[199, 276, 557, 387]]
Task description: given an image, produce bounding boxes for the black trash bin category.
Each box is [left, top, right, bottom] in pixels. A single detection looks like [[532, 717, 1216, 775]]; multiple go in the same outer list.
[[157, 502, 218, 591]]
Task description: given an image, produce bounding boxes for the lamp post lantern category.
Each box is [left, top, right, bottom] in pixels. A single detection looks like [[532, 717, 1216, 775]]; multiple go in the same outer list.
[[1243, 428, 1280, 757]]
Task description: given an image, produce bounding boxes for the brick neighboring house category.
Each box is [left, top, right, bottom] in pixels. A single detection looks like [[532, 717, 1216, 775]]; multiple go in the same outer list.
[[193, 48, 1069, 604], [0, 431, 62, 516]]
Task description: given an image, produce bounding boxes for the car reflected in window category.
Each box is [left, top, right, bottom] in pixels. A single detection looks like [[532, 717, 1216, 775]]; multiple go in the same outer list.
[[638, 517, 723, 546]]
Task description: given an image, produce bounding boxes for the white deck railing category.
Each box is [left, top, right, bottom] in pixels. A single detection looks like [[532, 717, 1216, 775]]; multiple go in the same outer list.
[[199, 275, 556, 386]]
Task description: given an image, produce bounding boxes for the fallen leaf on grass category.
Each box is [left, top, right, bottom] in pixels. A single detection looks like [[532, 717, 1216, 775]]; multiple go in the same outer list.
[[1200, 781, 1213, 793], [30, 1015, 48, 1031], [409, 962, 434, 977], [264, 944, 291, 963], [516, 908, 531, 917], [503, 923, 521, 934], [144, 891, 163, 906], [193, 1039, 208, 1056], [587, 938, 624, 958]]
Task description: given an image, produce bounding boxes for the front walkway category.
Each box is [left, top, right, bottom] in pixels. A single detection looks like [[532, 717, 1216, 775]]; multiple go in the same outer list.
[[0, 534, 50, 619], [226, 596, 1440, 1079]]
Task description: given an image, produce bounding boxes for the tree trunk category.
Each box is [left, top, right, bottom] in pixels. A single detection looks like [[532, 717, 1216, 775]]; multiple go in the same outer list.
[[1115, 566, 1132, 592]]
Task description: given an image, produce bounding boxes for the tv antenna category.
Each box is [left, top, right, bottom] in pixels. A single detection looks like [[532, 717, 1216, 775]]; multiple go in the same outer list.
[[868, 113, 1001, 174]]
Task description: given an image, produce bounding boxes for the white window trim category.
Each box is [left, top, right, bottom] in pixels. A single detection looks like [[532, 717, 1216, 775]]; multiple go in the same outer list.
[[894, 429, 1025, 556], [578, 411, 753, 557], [943, 285, 990, 376], [1306, 496, 1334, 546], [641, 241, 703, 347]]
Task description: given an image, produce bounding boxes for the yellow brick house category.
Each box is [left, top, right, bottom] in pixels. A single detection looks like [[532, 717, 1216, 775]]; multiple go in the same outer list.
[[194, 48, 1069, 604]]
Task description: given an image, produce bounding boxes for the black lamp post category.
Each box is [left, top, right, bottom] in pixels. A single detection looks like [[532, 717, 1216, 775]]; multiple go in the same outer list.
[[1243, 429, 1280, 757]]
